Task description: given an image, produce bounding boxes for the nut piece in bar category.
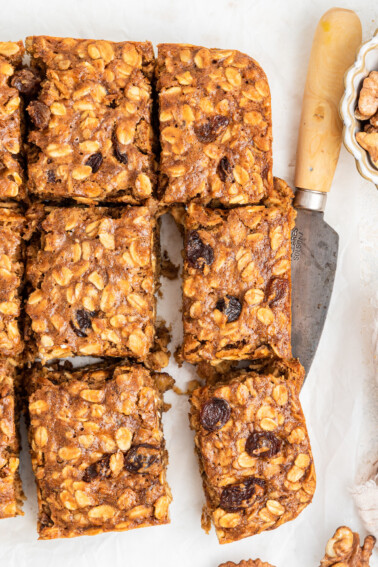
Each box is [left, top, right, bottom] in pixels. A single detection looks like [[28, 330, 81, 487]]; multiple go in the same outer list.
[[27, 362, 172, 539], [26, 36, 156, 204], [355, 71, 378, 168], [0, 206, 25, 357], [182, 183, 295, 363], [157, 43, 273, 206], [319, 526, 376, 566], [219, 561, 276, 567], [26, 206, 156, 361], [0, 359, 24, 518], [0, 41, 26, 201], [189, 359, 315, 544]]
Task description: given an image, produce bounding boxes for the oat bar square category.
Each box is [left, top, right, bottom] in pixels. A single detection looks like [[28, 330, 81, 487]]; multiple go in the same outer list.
[[189, 359, 315, 544], [26, 36, 156, 204], [27, 362, 172, 539], [157, 43, 273, 206], [26, 205, 156, 361], [0, 359, 23, 518], [0, 41, 25, 201], [0, 206, 25, 357], [182, 181, 295, 363]]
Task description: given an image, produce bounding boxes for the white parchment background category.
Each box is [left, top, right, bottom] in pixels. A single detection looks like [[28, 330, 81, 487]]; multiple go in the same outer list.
[[0, 0, 377, 565]]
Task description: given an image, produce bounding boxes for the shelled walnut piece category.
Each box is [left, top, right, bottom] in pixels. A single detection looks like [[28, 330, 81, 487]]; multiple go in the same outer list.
[[355, 71, 378, 168], [219, 561, 276, 567], [190, 359, 315, 544], [26, 36, 156, 203], [182, 178, 295, 364], [27, 362, 172, 539], [0, 41, 25, 201], [0, 358, 24, 518], [0, 205, 25, 357], [320, 526, 376, 566], [157, 43, 273, 206], [25, 205, 156, 362]]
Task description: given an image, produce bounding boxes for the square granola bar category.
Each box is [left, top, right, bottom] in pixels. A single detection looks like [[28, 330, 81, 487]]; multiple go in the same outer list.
[[189, 359, 315, 544], [0, 358, 23, 518], [157, 43, 273, 206], [26, 205, 156, 361], [26, 36, 156, 204], [182, 184, 295, 363], [27, 362, 172, 539], [0, 206, 25, 357], [0, 41, 25, 201]]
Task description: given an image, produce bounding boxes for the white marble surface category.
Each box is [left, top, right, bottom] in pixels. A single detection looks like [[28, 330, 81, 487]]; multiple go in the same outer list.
[[0, 0, 377, 565]]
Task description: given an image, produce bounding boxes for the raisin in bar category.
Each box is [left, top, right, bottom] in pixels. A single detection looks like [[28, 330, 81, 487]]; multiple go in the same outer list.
[[320, 526, 376, 567], [0, 359, 23, 518], [189, 359, 315, 544], [0, 41, 25, 201], [27, 362, 172, 539], [0, 206, 25, 357], [26, 36, 156, 204], [157, 43, 273, 206], [182, 181, 295, 363], [26, 205, 156, 361]]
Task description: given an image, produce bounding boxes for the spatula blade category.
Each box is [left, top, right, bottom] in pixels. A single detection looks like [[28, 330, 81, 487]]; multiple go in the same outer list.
[[291, 209, 339, 375]]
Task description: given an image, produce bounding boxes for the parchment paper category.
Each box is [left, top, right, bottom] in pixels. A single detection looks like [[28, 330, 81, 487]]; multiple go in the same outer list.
[[0, 0, 377, 565]]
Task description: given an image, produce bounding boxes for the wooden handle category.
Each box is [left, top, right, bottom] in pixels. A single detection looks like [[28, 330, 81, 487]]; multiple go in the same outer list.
[[295, 8, 362, 193]]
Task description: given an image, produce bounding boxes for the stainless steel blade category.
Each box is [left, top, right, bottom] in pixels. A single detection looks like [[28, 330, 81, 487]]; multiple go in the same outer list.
[[291, 209, 339, 375]]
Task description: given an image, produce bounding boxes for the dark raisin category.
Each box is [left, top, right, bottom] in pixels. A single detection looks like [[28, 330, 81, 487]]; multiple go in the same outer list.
[[112, 132, 128, 164], [186, 230, 214, 269], [47, 170, 56, 183], [215, 295, 242, 323], [245, 432, 282, 459], [83, 454, 112, 482], [70, 309, 97, 337], [28, 101, 50, 130], [200, 397, 231, 431], [217, 156, 233, 182], [266, 277, 289, 307], [194, 115, 229, 143], [11, 68, 41, 97], [86, 152, 103, 173], [220, 477, 266, 511], [124, 444, 160, 473]]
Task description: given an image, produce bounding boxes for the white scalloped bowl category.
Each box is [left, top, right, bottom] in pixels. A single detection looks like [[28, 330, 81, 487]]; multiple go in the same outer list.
[[340, 29, 378, 187]]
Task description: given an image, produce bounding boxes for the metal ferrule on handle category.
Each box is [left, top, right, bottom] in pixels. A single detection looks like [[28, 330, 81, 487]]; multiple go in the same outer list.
[[294, 188, 327, 212]]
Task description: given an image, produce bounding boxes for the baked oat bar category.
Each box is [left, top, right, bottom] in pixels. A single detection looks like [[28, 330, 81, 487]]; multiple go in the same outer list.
[[319, 526, 376, 567], [0, 206, 25, 357], [27, 362, 172, 539], [189, 359, 315, 544], [26, 205, 156, 361], [0, 358, 23, 518], [0, 41, 25, 201], [182, 182, 295, 363], [219, 561, 276, 567], [157, 43, 273, 206], [26, 36, 156, 204]]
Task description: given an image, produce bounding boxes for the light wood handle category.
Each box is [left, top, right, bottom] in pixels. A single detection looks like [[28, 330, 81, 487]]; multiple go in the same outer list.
[[295, 8, 362, 193]]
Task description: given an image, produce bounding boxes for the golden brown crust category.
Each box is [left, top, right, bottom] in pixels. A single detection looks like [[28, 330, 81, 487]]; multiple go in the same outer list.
[[190, 359, 315, 544], [0, 358, 24, 518], [0, 205, 25, 357], [320, 526, 376, 566], [26, 36, 156, 204], [25, 205, 156, 361], [182, 182, 295, 363], [157, 43, 273, 206], [27, 362, 172, 539], [219, 560, 276, 567], [0, 41, 25, 201]]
